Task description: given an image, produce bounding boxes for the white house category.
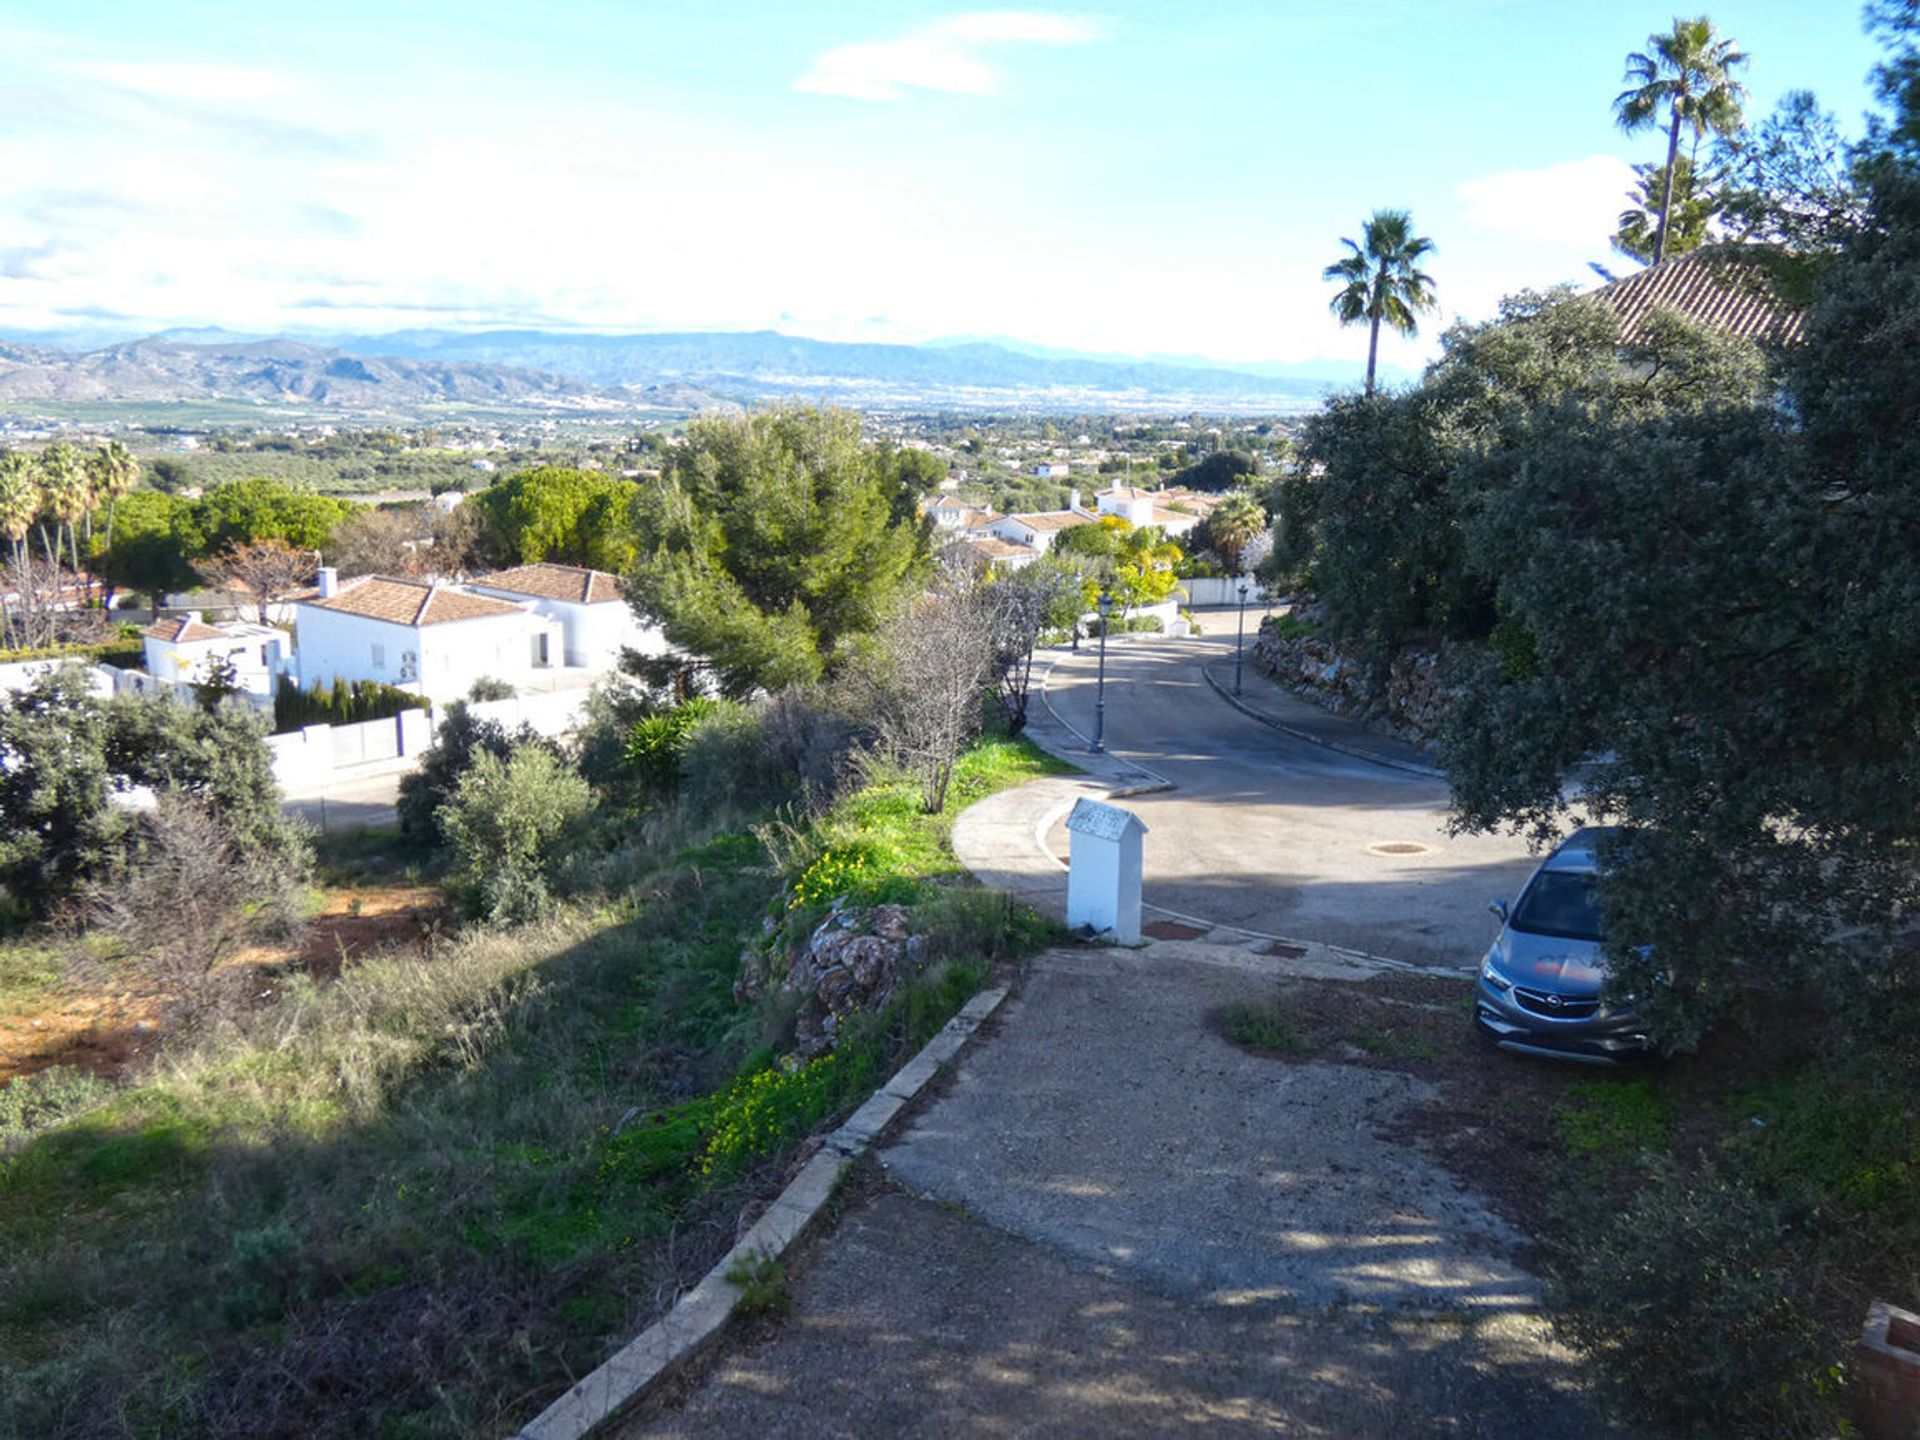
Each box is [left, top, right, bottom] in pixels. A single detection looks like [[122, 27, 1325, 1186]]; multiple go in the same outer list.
[[961, 535, 1041, 573], [1094, 485, 1201, 541], [984, 510, 1096, 554], [465, 562, 668, 670], [924, 496, 997, 532], [292, 569, 562, 703], [140, 614, 287, 697], [1031, 460, 1072, 479]]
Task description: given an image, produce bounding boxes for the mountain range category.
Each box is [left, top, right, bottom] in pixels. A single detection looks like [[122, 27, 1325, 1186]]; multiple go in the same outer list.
[[0, 328, 1359, 416]]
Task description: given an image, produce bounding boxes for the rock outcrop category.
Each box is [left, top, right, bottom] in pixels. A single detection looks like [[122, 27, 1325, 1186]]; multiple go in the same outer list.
[[735, 899, 928, 1058]]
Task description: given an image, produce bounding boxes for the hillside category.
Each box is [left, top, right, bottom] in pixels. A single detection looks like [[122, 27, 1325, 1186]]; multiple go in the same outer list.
[[338, 328, 1335, 410], [0, 337, 700, 416]]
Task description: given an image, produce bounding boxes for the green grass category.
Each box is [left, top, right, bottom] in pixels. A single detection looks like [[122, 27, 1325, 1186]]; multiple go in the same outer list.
[[1216, 999, 1311, 1055], [1271, 613, 1320, 641], [1556, 1076, 1674, 1160], [0, 727, 1057, 1438]]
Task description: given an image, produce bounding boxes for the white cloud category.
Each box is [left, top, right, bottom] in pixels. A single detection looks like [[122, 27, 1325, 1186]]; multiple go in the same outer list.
[[795, 11, 1101, 102], [62, 60, 294, 103], [1455, 154, 1637, 249]]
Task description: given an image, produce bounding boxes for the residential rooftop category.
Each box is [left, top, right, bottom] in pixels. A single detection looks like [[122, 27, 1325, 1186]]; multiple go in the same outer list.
[[300, 575, 527, 627], [1596, 249, 1805, 347], [472, 562, 624, 605]]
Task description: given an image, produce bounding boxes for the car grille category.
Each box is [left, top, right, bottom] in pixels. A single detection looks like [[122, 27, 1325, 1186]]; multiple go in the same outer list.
[[1513, 986, 1601, 1020]]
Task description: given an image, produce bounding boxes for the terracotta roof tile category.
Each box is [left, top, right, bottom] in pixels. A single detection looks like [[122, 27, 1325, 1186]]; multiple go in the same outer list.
[[1007, 511, 1096, 532], [1596, 250, 1805, 347], [474, 562, 623, 604], [302, 576, 526, 627], [142, 617, 225, 644], [965, 536, 1032, 559]]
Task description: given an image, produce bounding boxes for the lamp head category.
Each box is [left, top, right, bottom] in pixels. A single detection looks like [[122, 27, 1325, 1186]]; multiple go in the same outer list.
[[1097, 591, 1113, 618]]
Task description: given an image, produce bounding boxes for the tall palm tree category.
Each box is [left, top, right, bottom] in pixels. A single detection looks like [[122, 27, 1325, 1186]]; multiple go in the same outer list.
[[1323, 209, 1438, 395], [1614, 16, 1748, 265], [37, 443, 91, 580], [0, 451, 40, 568], [89, 440, 140, 549]]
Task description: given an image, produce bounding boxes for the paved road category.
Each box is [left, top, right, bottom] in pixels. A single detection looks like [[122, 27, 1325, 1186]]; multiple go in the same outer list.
[[1041, 633, 1540, 967]]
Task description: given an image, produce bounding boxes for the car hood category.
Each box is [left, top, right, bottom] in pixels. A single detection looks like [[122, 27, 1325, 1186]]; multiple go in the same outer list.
[[1494, 928, 1609, 997]]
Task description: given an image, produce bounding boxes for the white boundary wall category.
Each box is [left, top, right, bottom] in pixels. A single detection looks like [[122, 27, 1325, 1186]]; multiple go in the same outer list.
[[266, 687, 594, 790], [1178, 575, 1268, 608]]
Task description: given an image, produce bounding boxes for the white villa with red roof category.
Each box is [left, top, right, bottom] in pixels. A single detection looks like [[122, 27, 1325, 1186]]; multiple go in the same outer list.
[[292, 569, 564, 703], [465, 562, 668, 669]]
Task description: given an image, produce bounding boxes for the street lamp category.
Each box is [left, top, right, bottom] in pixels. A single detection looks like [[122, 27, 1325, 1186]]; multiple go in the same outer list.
[[1091, 589, 1114, 753], [1233, 580, 1250, 696]]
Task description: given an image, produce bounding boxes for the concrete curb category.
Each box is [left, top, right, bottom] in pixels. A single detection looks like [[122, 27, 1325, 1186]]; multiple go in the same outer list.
[[516, 985, 1010, 1440], [1198, 661, 1445, 780]]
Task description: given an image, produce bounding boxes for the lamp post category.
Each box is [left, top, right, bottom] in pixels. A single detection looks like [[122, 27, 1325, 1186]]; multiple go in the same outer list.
[[1233, 580, 1250, 696], [1091, 590, 1114, 753]]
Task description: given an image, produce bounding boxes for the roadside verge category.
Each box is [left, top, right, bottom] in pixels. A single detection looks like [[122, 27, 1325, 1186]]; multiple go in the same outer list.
[[516, 985, 1010, 1440]]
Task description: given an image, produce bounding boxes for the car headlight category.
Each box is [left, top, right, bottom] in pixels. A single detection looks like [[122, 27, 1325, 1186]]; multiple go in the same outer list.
[[1480, 955, 1512, 991]]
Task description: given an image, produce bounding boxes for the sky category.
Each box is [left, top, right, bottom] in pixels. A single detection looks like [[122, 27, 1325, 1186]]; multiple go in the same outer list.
[[0, 1, 1888, 373]]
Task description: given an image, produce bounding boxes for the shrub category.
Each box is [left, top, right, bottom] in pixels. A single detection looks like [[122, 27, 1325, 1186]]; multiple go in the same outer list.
[[396, 701, 544, 846], [439, 746, 593, 923], [723, 1250, 792, 1317], [466, 676, 517, 702], [81, 793, 308, 1031], [624, 697, 722, 797], [1550, 1164, 1841, 1436]]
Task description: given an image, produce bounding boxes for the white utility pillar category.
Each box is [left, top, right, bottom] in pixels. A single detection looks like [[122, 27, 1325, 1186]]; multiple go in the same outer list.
[[1065, 797, 1148, 944]]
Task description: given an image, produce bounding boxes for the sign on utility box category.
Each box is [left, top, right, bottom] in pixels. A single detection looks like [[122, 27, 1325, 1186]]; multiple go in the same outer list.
[[1065, 797, 1148, 944]]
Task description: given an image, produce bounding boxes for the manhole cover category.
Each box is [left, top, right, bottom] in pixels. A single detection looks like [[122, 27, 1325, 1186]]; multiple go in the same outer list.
[[1367, 841, 1435, 857], [1142, 920, 1209, 941]]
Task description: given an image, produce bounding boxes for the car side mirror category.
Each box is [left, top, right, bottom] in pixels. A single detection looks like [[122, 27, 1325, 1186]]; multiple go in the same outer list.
[[1488, 899, 1509, 923]]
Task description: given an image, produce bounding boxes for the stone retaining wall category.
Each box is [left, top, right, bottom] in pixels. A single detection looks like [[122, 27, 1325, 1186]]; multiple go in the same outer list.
[[1249, 610, 1450, 740]]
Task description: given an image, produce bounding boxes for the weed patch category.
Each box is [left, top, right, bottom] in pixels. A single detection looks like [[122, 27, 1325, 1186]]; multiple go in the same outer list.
[[1215, 999, 1311, 1055]]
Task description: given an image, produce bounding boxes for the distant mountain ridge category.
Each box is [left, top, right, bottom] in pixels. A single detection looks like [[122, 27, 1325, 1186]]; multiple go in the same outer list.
[[0, 335, 662, 413], [327, 328, 1338, 406], [0, 327, 1345, 413]]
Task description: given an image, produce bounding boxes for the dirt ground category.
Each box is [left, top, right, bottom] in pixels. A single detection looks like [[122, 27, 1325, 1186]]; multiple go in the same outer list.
[[0, 880, 444, 1086]]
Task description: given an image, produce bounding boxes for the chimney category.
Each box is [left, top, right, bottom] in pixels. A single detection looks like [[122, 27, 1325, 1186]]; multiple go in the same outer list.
[[317, 566, 338, 599]]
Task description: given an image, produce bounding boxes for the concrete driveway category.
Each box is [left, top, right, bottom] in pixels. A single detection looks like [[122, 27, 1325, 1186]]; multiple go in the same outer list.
[[627, 940, 1621, 1439]]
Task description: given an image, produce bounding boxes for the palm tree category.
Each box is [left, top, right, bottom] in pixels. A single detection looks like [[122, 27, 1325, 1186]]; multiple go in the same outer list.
[[1323, 209, 1438, 395], [89, 441, 141, 549], [1207, 490, 1268, 576], [1614, 16, 1748, 266], [37, 443, 91, 580], [0, 451, 39, 568]]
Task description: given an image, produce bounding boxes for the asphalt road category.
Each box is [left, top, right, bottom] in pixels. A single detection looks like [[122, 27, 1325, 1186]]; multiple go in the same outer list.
[[1041, 632, 1541, 967]]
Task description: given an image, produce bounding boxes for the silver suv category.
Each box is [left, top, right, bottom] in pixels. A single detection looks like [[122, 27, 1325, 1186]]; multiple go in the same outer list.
[[1473, 827, 1653, 1063]]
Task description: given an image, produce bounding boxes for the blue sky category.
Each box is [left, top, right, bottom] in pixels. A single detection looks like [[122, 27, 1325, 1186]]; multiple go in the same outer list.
[[0, 2, 1886, 372]]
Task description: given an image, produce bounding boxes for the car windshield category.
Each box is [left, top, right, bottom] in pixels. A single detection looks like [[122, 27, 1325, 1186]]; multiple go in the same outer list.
[[1510, 870, 1604, 941]]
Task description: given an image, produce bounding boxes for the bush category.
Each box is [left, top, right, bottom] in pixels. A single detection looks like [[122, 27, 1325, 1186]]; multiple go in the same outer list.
[[1550, 1164, 1841, 1436], [396, 701, 544, 846], [439, 746, 593, 923], [466, 676, 517, 702], [272, 674, 429, 733]]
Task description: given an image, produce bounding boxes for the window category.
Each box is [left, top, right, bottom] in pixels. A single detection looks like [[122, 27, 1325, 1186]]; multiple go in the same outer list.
[[371, 643, 386, 671]]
